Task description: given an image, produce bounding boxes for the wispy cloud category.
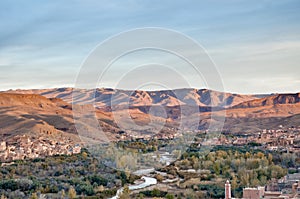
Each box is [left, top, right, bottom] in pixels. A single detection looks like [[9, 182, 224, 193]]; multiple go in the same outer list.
[[0, 0, 299, 93]]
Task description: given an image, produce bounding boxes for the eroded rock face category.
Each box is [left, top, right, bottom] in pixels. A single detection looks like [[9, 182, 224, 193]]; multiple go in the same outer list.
[[6, 87, 260, 108], [0, 89, 300, 144], [233, 93, 300, 109]]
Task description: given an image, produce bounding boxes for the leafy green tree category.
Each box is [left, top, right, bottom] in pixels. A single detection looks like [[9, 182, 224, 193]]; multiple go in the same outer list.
[[30, 193, 38, 199], [268, 153, 273, 164], [213, 161, 221, 175], [60, 189, 65, 198], [166, 193, 175, 199], [68, 186, 76, 199], [0, 194, 7, 199], [119, 185, 130, 199]]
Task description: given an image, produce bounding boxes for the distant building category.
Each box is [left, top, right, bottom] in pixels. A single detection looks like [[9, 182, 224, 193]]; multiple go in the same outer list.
[[0, 141, 6, 151], [263, 191, 282, 199], [286, 173, 300, 183], [72, 145, 81, 154], [243, 187, 265, 199], [225, 180, 231, 199]]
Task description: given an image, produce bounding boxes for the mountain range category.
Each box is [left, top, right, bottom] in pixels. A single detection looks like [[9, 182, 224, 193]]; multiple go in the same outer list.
[[1, 88, 300, 142], [7, 88, 266, 107]]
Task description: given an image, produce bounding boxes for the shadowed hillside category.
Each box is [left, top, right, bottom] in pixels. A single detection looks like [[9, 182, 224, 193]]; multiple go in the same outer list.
[[6, 88, 261, 108], [0, 89, 299, 138]]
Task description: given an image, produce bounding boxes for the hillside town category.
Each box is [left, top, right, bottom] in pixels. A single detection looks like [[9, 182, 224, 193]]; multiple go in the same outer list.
[[199, 126, 300, 153], [0, 125, 299, 198], [0, 134, 81, 163]]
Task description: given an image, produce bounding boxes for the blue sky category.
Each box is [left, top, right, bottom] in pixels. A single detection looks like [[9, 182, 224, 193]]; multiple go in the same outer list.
[[0, 0, 299, 94]]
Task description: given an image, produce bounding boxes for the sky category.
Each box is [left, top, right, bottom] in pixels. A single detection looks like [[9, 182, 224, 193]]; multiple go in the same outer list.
[[0, 0, 299, 94]]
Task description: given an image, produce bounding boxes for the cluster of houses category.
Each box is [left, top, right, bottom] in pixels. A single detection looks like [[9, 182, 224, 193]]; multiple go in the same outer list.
[[225, 174, 300, 199], [0, 135, 81, 163], [115, 128, 181, 140], [231, 127, 300, 152], [198, 126, 300, 153], [115, 126, 300, 155]]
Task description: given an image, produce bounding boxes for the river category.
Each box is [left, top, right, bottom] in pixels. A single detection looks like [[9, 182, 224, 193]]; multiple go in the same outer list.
[[109, 176, 157, 199], [109, 152, 175, 198]]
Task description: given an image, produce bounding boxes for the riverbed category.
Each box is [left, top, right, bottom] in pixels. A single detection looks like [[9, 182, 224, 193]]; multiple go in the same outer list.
[[109, 176, 157, 199]]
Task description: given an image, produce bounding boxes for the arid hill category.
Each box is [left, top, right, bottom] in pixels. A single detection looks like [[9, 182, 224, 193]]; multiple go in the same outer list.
[[0, 93, 176, 142], [6, 88, 260, 108], [0, 93, 57, 107], [232, 93, 300, 109], [0, 93, 77, 140], [1, 89, 300, 138], [191, 93, 300, 133]]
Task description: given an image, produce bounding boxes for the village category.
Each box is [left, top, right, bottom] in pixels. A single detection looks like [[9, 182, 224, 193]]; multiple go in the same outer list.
[[0, 134, 81, 163], [114, 125, 300, 157], [198, 126, 300, 154], [0, 126, 299, 198], [215, 177, 300, 199], [224, 172, 300, 199]]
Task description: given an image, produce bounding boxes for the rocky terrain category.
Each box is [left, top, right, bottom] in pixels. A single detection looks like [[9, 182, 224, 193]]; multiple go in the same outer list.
[[0, 88, 299, 141], [7, 88, 262, 108]]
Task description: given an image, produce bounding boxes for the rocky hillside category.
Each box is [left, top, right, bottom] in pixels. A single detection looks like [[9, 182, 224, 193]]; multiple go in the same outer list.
[[233, 93, 300, 108], [6, 88, 260, 108], [1, 89, 299, 136]]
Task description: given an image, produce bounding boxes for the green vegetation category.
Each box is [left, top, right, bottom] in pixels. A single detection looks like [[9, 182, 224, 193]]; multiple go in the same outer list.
[[0, 141, 295, 198], [116, 138, 168, 153], [171, 146, 288, 198], [139, 188, 167, 198], [0, 149, 134, 198], [119, 185, 130, 199]]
